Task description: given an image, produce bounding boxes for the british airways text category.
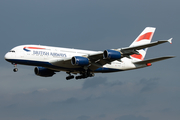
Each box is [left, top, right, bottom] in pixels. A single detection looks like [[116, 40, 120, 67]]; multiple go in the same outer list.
[[33, 51, 66, 57]]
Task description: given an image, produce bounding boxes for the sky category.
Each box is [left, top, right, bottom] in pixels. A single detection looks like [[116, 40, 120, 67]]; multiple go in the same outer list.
[[0, 0, 179, 120]]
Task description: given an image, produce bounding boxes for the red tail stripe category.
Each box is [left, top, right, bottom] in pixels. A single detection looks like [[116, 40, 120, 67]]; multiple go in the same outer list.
[[136, 32, 153, 42]]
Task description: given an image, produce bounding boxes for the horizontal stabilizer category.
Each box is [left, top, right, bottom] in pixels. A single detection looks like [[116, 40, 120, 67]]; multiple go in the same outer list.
[[133, 56, 175, 65]]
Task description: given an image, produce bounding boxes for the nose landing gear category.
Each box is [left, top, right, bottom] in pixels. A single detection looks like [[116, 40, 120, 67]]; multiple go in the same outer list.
[[12, 63, 18, 72], [13, 68, 18, 72]]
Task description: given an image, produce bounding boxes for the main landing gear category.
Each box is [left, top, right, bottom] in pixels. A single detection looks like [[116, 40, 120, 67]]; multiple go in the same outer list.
[[75, 70, 94, 80], [66, 70, 94, 80], [75, 73, 94, 80], [13, 63, 18, 72], [66, 72, 74, 80]]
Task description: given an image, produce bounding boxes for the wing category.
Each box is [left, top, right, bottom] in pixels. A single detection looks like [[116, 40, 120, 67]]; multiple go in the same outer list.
[[119, 38, 172, 55], [133, 56, 175, 65]]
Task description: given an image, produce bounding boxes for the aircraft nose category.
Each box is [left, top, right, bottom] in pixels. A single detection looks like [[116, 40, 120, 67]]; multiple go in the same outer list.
[[4, 52, 11, 61]]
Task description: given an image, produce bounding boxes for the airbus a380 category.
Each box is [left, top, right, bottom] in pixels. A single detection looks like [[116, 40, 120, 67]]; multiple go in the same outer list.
[[4, 27, 174, 80]]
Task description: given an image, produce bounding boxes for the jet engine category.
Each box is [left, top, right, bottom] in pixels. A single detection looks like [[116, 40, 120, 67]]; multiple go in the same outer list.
[[71, 56, 89, 66], [103, 49, 122, 59], [34, 67, 55, 77]]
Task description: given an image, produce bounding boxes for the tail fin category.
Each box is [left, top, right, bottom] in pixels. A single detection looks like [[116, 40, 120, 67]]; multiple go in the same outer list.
[[130, 27, 156, 61]]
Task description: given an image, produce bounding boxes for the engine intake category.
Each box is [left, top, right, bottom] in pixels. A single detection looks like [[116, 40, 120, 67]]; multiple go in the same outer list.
[[103, 49, 121, 59], [71, 56, 89, 66], [34, 67, 55, 77]]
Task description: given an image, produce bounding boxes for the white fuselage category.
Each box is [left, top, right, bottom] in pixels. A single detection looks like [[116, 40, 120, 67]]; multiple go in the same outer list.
[[5, 45, 144, 73]]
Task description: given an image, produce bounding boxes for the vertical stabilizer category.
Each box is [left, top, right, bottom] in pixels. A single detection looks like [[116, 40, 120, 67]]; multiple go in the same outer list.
[[130, 27, 156, 61]]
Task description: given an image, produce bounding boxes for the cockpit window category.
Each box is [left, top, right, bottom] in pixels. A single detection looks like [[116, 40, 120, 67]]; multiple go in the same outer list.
[[10, 50, 15, 52]]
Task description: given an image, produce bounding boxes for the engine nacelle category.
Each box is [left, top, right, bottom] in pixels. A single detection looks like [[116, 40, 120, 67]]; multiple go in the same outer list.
[[71, 56, 89, 66], [103, 49, 121, 59], [34, 67, 55, 77]]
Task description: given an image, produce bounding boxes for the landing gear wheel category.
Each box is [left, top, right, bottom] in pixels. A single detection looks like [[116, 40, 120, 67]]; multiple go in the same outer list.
[[13, 68, 18, 72], [66, 75, 74, 80]]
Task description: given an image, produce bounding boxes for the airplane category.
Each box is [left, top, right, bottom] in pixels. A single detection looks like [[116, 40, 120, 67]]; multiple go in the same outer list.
[[4, 27, 175, 80]]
